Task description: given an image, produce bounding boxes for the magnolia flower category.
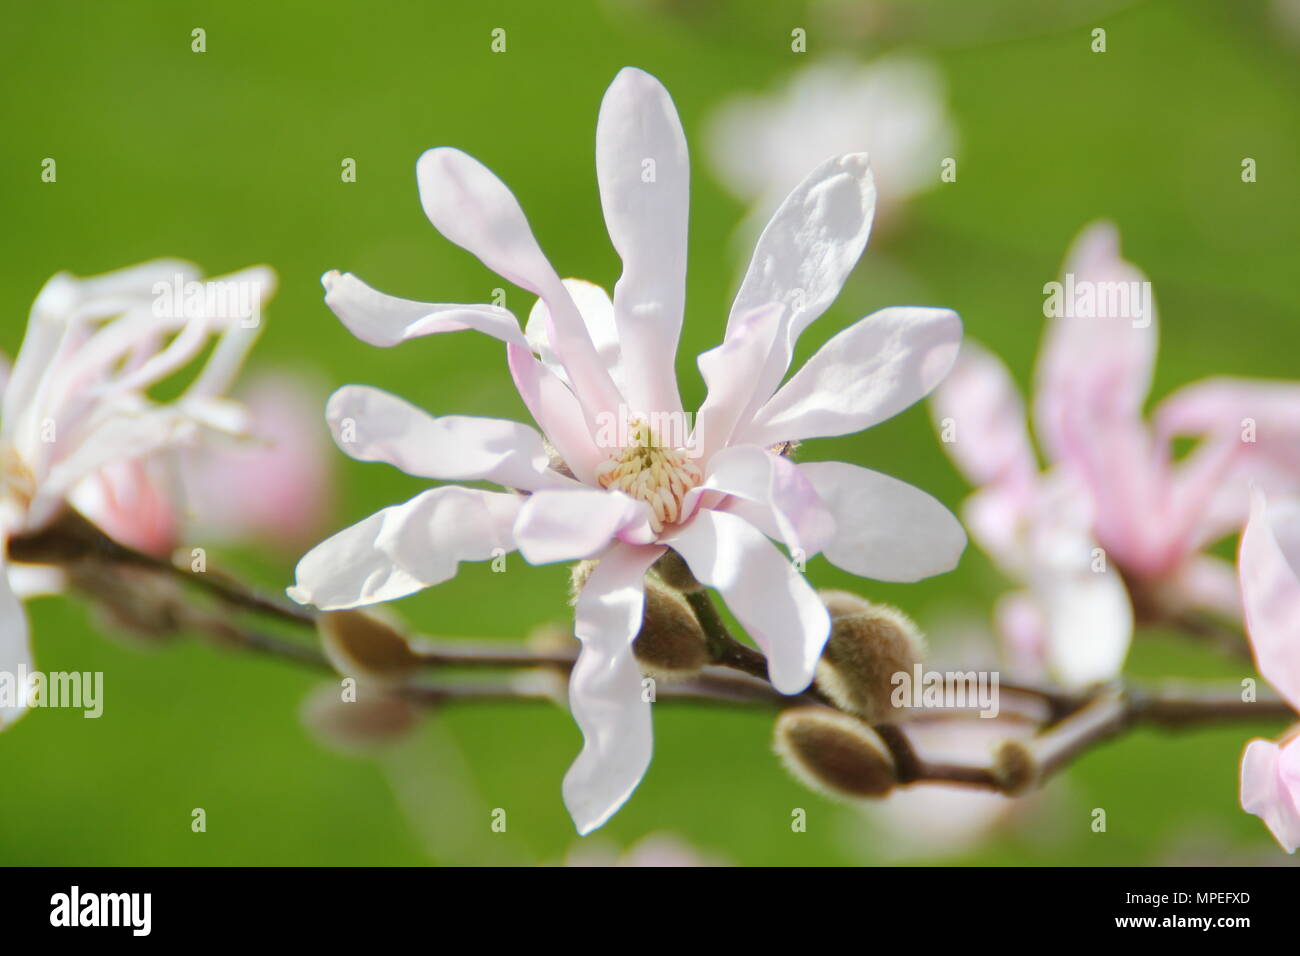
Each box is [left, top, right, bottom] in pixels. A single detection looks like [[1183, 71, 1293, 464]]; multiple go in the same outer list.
[[1237, 488, 1300, 852], [289, 66, 966, 834], [705, 56, 956, 234], [1, 260, 273, 728], [76, 373, 334, 556], [933, 222, 1287, 687]]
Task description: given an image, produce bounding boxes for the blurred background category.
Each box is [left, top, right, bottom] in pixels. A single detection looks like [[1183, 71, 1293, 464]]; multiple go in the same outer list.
[[2, 0, 1298, 865]]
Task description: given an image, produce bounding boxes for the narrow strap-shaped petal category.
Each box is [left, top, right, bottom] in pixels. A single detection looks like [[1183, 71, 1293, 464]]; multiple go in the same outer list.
[[513, 488, 654, 565], [507, 343, 607, 484], [287, 487, 521, 610], [692, 445, 834, 558], [416, 148, 623, 417], [798, 460, 966, 583], [1239, 489, 1300, 712], [738, 305, 961, 447], [596, 67, 688, 419], [0, 552, 34, 730], [1033, 221, 1158, 463], [929, 339, 1037, 489], [693, 303, 783, 459], [563, 540, 665, 835], [728, 153, 876, 419], [1025, 473, 1132, 688], [1240, 738, 1300, 853], [322, 270, 527, 348], [664, 508, 829, 694], [524, 278, 626, 397], [324, 384, 570, 492]]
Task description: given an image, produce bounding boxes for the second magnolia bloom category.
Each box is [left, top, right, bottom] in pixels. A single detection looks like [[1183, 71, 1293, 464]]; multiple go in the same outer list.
[[290, 66, 967, 834]]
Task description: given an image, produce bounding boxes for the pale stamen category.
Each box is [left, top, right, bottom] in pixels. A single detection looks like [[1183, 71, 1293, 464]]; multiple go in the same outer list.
[[594, 420, 702, 533]]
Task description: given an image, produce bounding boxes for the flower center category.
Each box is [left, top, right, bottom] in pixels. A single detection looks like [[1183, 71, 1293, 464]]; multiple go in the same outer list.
[[594, 419, 702, 534]]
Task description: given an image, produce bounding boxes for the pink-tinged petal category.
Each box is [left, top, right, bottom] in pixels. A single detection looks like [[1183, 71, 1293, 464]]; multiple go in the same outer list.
[[415, 148, 622, 416], [739, 306, 961, 447], [3, 260, 200, 431], [1156, 377, 1300, 450], [507, 344, 607, 484], [1240, 738, 1300, 854], [962, 482, 1034, 577], [695, 445, 834, 558], [563, 541, 665, 834], [70, 457, 179, 556], [1168, 554, 1243, 621], [321, 270, 526, 348], [30, 405, 200, 529], [596, 68, 688, 419], [324, 385, 568, 492], [1054, 394, 1177, 577], [524, 279, 626, 397], [665, 509, 829, 693], [179, 374, 333, 546], [1033, 221, 1157, 462], [0, 561, 33, 730], [1027, 475, 1132, 688], [728, 153, 877, 417], [929, 340, 1037, 488], [693, 303, 783, 459], [514, 489, 654, 565], [1239, 489, 1300, 711], [995, 591, 1049, 681], [798, 461, 966, 583], [108, 266, 276, 397], [287, 487, 521, 610]]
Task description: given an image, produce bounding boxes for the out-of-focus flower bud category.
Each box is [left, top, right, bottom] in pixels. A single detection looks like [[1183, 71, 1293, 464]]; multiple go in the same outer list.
[[632, 576, 709, 677], [318, 609, 421, 685], [814, 591, 926, 723], [774, 706, 897, 800], [300, 682, 419, 755], [991, 738, 1039, 796]]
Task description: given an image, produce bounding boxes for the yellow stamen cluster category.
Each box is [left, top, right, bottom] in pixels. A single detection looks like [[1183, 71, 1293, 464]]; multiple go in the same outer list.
[[594, 420, 702, 533]]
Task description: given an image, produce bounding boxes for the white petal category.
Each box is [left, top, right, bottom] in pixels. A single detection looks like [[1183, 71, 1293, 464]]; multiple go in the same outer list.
[[728, 153, 876, 417], [288, 487, 521, 610], [739, 306, 961, 447], [798, 461, 966, 583], [665, 509, 829, 693], [596, 67, 688, 418], [1240, 738, 1300, 854], [524, 278, 625, 396], [1027, 476, 1132, 688], [513, 489, 654, 565], [563, 541, 665, 834], [507, 344, 608, 485], [416, 148, 622, 415], [322, 270, 526, 348], [324, 385, 569, 492], [0, 558, 33, 730], [695, 445, 834, 558], [1239, 489, 1300, 711], [693, 303, 783, 459], [929, 339, 1037, 488]]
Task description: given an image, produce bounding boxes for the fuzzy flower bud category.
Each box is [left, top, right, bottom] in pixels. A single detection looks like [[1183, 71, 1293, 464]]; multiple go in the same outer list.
[[814, 591, 926, 723], [774, 707, 897, 800], [300, 683, 419, 754], [632, 576, 709, 677]]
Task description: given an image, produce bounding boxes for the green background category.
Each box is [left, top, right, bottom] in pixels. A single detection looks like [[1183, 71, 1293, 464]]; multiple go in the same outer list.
[[2, 0, 1297, 865]]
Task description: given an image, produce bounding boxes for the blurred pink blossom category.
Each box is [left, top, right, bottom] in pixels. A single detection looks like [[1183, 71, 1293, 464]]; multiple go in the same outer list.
[[933, 222, 1300, 687], [1237, 489, 1300, 853]]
